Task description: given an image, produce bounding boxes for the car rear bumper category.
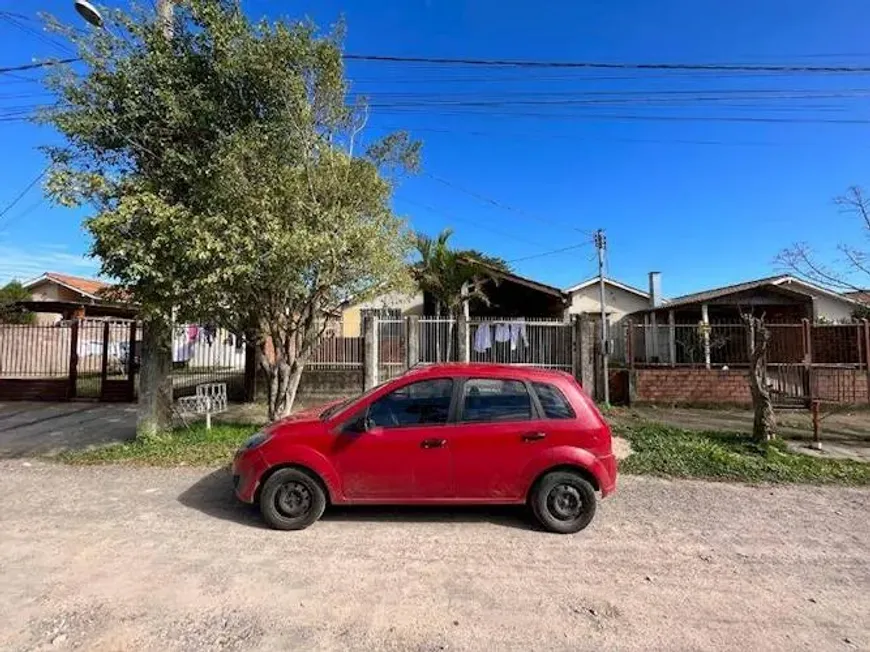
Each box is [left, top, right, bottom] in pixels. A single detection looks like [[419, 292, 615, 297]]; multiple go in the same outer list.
[[231, 448, 269, 504], [599, 454, 617, 497]]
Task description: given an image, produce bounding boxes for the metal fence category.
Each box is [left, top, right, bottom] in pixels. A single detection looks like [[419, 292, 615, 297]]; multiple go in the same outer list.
[[78, 320, 137, 398], [300, 316, 575, 373], [419, 317, 458, 363], [615, 321, 869, 368], [0, 323, 72, 378], [308, 335, 363, 369], [468, 317, 573, 371], [171, 324, 246, 398], [379, 318, 407, 381]]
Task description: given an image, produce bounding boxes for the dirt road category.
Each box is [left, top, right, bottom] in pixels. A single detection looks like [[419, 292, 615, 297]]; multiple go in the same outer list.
[[1, 461, 867, 651]]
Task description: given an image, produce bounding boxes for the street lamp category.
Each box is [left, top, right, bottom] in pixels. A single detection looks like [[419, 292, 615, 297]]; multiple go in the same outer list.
[[74, 0, 103, 28]]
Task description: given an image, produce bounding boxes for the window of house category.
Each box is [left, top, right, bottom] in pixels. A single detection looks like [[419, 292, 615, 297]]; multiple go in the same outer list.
[[461, 378, 532, 423], [366, 378, 453, 428], [532, 382, 575, 419]]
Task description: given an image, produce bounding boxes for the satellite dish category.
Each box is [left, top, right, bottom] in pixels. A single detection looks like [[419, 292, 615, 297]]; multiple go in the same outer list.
[[74, 0, 104, 27]]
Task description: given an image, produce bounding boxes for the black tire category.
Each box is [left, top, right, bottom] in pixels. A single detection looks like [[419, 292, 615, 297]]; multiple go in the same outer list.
[[259, 468, 327, 531], [530, 471, 597, 534]]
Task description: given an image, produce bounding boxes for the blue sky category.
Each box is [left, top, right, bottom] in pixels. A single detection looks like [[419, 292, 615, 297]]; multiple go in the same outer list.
[[1, 0, 869, 298]]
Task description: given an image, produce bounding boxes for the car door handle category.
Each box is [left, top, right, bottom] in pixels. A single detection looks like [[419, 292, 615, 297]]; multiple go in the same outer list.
[[421, 438, 447, 449], [521, 432, 547, 442]]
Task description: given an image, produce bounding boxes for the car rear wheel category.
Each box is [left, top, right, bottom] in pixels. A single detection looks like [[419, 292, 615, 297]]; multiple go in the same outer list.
[[530, 471, 596, 534], [259, 468, 326, 531]]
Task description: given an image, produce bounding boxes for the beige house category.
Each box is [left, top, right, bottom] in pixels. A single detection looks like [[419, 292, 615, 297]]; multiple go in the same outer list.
[[22, 272, 129, 324], [339, 291, 425, 337], [565, 276, 651, 325]]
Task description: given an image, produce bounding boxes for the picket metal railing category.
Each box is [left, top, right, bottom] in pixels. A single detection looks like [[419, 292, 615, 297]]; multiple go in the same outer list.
[[614, 321, 869, 368]]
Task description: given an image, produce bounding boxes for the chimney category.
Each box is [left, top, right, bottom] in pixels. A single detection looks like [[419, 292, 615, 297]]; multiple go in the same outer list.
[[649, 271, 662, 308]]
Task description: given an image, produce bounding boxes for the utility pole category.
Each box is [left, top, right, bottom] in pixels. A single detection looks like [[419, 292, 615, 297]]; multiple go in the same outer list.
[[73, 0, 176, 434], [157, 0, 174, 39], [594, 229, 610, 406]]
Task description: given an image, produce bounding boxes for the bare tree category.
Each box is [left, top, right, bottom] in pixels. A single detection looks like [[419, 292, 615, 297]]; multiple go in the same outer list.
[[777, 187, 870, 305], [742, 314, 776, 441]]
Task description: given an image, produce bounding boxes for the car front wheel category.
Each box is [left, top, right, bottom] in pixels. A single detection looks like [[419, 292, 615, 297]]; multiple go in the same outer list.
[[259, 468, 326, 531], [531, 471, 597, 534]]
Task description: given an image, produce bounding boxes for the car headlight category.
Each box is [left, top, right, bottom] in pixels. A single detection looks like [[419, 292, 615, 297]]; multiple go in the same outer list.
[[242, 431, 270, 450]]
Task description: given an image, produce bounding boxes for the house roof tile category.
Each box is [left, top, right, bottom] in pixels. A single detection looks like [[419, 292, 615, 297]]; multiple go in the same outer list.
[[647, 275, 860, 311], [26, 272, 113, 299]]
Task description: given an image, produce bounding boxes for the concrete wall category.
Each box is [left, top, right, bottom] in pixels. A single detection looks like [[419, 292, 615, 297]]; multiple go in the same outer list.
[[341, 292, 424, 337], [568, 284, 649, 326], [771, 279, 856, 322], [812, 293, 857, 323], [259, 368, 364, 407]]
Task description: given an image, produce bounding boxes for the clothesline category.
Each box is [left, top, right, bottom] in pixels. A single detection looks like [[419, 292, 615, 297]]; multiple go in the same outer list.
[[473, 321, 528, 353]]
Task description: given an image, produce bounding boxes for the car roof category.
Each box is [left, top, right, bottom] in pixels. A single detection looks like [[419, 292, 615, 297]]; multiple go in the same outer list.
[[400, 363, 572, 383]]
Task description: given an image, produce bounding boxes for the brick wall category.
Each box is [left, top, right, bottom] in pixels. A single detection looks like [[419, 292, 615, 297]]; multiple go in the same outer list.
[[632, 367, 870, 406], [633, 368, 753, 405], [812, 368, 870, 404]]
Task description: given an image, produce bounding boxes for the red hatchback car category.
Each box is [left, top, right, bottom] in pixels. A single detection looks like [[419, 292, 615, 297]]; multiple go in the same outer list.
[[232, 363, 616, 533]]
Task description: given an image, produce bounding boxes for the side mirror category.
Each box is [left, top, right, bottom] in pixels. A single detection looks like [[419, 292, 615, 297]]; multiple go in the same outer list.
[[366, 421, 385, 436], [342, 415, 367, 435]]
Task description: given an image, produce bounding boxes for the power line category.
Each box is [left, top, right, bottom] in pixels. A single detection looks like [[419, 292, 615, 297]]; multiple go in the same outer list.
[[0, 168, 46, 226], [377, 123, 812, 147], [397, 196, 553, 249], [9, 49, 870, 79], [508, 241, 591, 263], [0, 196, 45, 232], [373, 107, 870, 125], [423, 173, 593, 236], [0, 12, 77, 56], [0, 59, 78, 74], [344, 53, 870, 74]]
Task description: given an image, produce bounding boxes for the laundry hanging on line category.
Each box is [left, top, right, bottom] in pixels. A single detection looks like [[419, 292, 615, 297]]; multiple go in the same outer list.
[[473, 321, 528, 352], [473, 323, 492, 353]]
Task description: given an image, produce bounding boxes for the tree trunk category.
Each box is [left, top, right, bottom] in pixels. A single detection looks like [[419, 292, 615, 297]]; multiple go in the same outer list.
[[264, 359, 306, 422], [137, 316, 173, 437], [745, 317, 776, 441], [434, 300, 442, 362]]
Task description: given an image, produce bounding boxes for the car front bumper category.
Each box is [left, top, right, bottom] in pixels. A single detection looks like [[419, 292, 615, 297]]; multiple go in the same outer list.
[[231, 448, 270, 503]]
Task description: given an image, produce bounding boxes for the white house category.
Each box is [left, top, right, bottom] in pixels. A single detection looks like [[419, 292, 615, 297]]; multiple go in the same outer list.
[[564, 276, 652, 325]]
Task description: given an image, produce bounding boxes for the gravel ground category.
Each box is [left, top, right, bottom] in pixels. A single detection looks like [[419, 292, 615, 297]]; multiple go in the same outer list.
[[0, 461, 868, 652]]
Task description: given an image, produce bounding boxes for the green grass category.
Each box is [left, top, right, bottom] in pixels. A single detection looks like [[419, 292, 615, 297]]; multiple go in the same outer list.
[[616, 422, 870, 485], [59, 423, 259, 466]]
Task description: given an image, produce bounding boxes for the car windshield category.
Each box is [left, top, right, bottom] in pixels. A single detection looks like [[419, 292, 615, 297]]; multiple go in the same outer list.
[[318, 381, 388, 420]]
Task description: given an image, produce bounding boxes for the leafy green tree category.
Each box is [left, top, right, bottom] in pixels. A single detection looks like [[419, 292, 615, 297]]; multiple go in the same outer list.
[[0, 280, 34, 324], [460, 249, 511, 273], [42, 1, 417, 422]]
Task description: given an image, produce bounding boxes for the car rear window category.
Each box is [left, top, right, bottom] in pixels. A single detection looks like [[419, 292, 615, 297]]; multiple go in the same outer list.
[[462, 378, 532, 423], [532, 382, 575, 419]]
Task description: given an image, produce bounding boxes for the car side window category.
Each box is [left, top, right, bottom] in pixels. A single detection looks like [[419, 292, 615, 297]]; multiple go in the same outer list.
[[461, 378, 532, 423], [532, 382, 575, 419], [366, 378, 453, 429]]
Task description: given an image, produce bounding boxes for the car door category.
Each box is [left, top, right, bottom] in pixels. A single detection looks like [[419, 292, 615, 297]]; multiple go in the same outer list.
[[331, 378, 456, 501], [449, 377, 550, 500]]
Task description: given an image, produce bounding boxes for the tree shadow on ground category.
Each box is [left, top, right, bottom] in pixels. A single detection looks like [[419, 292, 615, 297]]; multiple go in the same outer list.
[[177, 467, 539, 531]]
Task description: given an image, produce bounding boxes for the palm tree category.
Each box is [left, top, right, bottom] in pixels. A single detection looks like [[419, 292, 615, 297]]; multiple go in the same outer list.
[[412, 229, 500, 360]]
